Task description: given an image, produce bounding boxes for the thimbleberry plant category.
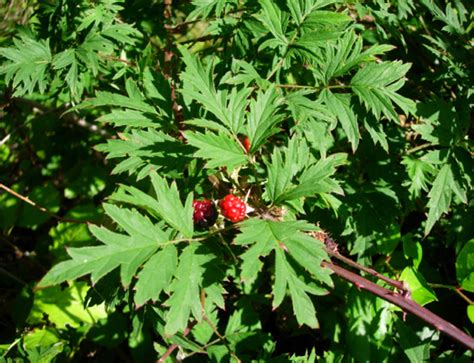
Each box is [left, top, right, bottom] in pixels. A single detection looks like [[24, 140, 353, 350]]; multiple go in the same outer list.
[[0, 0, 472, 361]]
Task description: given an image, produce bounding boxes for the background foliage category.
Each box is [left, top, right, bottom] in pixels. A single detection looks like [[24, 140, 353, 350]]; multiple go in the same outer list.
[[0, 0, 473, 362]]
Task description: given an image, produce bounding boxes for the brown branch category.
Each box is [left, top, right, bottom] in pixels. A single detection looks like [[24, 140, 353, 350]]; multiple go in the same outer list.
[[323, 261, 474, 351], [0, 183, 89, 224]]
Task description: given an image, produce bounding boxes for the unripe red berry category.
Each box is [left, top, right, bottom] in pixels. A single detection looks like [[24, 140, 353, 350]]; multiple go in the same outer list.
[[220, 194, 246, 223], [193, 199, 217, 228]]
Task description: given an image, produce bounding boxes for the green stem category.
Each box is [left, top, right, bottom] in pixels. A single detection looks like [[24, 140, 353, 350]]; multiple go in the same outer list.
[[429, 283, 474, 305]]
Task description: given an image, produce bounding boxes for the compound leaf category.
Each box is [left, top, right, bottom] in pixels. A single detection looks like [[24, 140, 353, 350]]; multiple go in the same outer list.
[[39, 204, 168, 288]]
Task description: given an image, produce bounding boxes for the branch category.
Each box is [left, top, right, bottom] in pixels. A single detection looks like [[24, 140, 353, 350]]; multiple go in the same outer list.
[[0, 183, 89, 224], [323, 261, 474, 350]]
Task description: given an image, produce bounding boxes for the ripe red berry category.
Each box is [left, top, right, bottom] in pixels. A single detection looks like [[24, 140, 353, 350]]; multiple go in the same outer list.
[[220, 194, 246, 223], [193, 199, 217, 228], [243, 137, 251, 153]]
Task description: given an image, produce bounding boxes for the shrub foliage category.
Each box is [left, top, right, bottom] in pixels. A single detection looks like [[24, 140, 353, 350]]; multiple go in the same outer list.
[[0, 0, 473, 361]]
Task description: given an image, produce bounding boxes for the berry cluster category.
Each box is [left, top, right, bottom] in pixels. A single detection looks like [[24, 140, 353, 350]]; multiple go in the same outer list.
[[192, 200, 217, 228], [219, 194, 246, 223], [192, 194, 246, 227]]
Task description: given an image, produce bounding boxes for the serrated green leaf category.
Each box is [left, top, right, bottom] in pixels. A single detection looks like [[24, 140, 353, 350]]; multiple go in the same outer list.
[[265, 137, 312, 202], [102, 23, 141, 45], [257, 0, 288, 45], [246, 85, 284, 152], [38, 205, 168, 287], [351, 61, 414, 121], [402, 157, 435, 199], [185, 131, 247, 170], [322, 90, 360, 152], [0, 36, 52, 96], [278, 153, 346, 202], [95, 129, 192, 178], [80, 90, 156, 113], [164, 244, 212, 336], [134, 245, 178, 307], [179, 46, 249, 134], [150, 173, 194, 238], [425, 164, 453, 235], [363, 115, 389, 152], [235, 219, 331, 328], [98, 109, 157, 128]]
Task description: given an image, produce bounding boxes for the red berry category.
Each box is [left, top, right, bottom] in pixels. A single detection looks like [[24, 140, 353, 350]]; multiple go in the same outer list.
[[193, 199, 217, 228], [243, 137, 251, 153], [220, 194, 246, 223]]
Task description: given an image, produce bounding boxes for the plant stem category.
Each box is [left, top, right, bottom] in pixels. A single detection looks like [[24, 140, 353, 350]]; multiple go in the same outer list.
[[157, 320, 197, 363], [0, 266, 27, 286], [429, 283, 474, 305], [323, 261, 474, 350], [0, 183, 89, 224]]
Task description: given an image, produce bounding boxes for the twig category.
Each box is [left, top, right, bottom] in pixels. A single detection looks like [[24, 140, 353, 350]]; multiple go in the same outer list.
[[0, 183, 89, 224], [200, 290, 241, 362], [429, 283, 474, 305], [406, 142, 432, 155], [157, 321, 197, 363], [323, 261, 474, 350], [0, 266, 27, 285]]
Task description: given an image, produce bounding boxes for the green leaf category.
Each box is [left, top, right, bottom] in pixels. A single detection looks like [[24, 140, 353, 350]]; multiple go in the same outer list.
[[98, 109, 157, 128], [38, 204, 168, 287], [134, 244, 178, 307], [23, 328, 61, 352], [425, 163, 458, 235], [351, 61, 415, 121], [28, 282, 107, 328], [313, 31, 393, 84], [402, 157, 435, 199], [278, 153, 346, 202], [265, 137, 313, 203], [400, 267, 437, 306], [164, 244, 212, 336], [96, 129, 192, 179], [456, 239, 474, 292], [246, 85, 284, 153], [257, 0, 288, 46], [0, 36, 52, 96], [394, 318, 431, 363], [235, 219, 331, 328], [185, 131, 247, 170], [102, 23, 141, 45], [150, 172, 194, 238], [179, 46, 250, 134], [80, 89, 156, 113], [467, 305, 474, 324], [322, 90, 360, 152]]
